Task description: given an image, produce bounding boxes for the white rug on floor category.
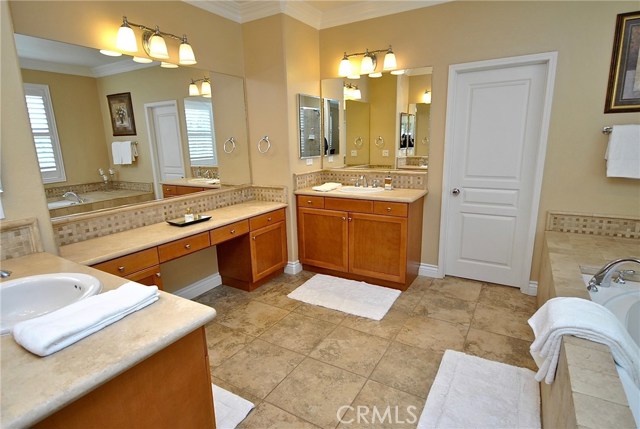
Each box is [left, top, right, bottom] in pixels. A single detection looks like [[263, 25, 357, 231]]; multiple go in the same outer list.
[[418, 350, 540, 429], [287, 274, 401, 320], [213, 384, 254, 429]]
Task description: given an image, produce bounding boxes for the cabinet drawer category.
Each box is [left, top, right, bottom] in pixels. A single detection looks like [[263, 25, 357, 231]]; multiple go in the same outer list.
[[297, 195, 325, 208], [177, 186, 205, 195], [162, 185, 177, 198], [92, 248, 159, 277], [158, 232, 210, 262], [250, 209, 286, 231], [325, 197, 373, 214], [373, 201, 408, 217], [125, 266, 163, 290], [210, 220, 250, 245]]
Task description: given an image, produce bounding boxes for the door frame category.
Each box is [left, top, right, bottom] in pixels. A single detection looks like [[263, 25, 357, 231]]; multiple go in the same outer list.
[[143, 100, 184, 199], [437, 52, 558, 292]]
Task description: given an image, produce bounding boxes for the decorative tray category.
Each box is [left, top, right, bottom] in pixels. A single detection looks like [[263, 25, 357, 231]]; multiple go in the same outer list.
[[167, 215, 212, 227]]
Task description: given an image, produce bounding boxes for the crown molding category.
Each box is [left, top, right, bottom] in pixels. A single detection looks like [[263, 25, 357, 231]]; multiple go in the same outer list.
[[319, 1, 450, 29], [184, 0, 242, 22]]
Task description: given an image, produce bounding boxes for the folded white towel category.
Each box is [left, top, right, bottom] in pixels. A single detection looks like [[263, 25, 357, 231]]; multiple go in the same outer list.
[[312, 182, 342, 192], [13, 282, 159, 357], [119, 141, 133, 165], [212, 384, 254, 428], [605, 125, 640, 179], [528, 297, 640, 388]]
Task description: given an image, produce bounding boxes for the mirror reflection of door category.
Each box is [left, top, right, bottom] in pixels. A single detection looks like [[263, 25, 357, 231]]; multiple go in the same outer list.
[[324, 98, 340, 158], [298, 94, 322, 159]]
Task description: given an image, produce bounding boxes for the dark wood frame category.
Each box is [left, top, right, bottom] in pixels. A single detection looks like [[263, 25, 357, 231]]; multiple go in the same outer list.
[[604, 11, 640, 113], [107, 92, 137, 135]]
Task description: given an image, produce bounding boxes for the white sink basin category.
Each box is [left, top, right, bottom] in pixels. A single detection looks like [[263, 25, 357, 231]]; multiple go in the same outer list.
[[0, 273, 102, 334], [188, 178, 220, 185], [337, 186, 385, 194]]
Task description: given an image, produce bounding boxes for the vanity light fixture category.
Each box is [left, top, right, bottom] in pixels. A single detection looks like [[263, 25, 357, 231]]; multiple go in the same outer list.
[[391, 69, 405, 75], [368, 72, 383, 78], [99, 49, 122, 57], [132, 56, 153, 64], [188, 77, 212, 97], [161, 62, 179, 69], [343, 83, 361, 100], [338, 45, 398, 77], [423, 90, 432, 104], [114, 16, 197, 65]]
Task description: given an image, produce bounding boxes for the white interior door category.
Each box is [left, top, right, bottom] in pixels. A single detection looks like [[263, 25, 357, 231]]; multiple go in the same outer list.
[[441, 53, 557, 290]]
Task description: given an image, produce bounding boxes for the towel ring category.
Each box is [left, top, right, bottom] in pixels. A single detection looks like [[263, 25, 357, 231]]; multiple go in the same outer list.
[[421, 137, 430, 145], [257, 136, 271, 154], [354, 136, 363, 148], [223, 137, 237, 154], [374, 136, 385, 148]]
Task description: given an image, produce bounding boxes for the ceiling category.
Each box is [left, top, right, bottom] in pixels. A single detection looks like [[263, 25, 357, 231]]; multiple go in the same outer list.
[[185, 0, 449, 29]]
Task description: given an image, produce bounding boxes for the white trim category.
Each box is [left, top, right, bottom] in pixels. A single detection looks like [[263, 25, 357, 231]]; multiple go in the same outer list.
[[285, 260, 303, 275], [438, 51, 558, 289], [173, 273, 222, 300], [522, 281, 538, 297], [418, 263, 442, 279]]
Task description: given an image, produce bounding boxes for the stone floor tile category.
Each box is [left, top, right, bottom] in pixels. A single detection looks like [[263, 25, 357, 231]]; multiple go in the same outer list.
[[340, 309, 410, 340], [428, 277, 482, 302], [293, 302, 348, 324], [471, 302, 534, 341], [413, 290, 476, 325], [260, 312, 337, 355], [478, 283, 538, 313], [216, 300, 289, 337], [251, 280, 303, 311], [204, 322, 255, 367], [239, 402, 321, 429], [464, 328, 536, 371], [395, 315, 467, 352]]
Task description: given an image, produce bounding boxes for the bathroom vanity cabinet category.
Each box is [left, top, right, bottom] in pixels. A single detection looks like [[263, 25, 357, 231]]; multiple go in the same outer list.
[[162, 184, 206, 197], [297, 196, 423, 290], [92, 248, 164, 290]]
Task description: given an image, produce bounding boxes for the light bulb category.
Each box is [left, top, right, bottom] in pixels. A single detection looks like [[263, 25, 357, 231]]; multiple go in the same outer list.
[[189, 82, 199, 96], [338, 53, 353, 77], [423, 91, 432, 104], [201, 79, 212, 96], [132, 56, 153, 63], [116, 17, 138, 52], [148, 28, 169, 59], [383, 46, 397, 70], [179, 36, 197, 65]]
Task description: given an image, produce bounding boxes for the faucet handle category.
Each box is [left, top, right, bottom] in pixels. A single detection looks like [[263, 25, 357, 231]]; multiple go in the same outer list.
[[614, 269, 636, 284]]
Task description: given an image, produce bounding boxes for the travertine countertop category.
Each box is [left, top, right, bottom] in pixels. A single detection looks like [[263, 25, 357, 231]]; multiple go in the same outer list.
[[0, 252, 216, 429], [295, 187, 427, 203], [161, 178, 227, 189], [60, 200, 287, 265]]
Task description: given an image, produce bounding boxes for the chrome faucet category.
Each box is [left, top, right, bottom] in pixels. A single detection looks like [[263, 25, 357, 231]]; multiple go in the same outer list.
[[358, 175, 368, 188], [588, 258, 640, 292], [62, 191, 85, 204], [0, 270, 12, 278]]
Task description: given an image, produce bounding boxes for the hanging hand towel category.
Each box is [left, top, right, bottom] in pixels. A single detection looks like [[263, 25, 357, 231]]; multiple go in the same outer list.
[[118, 141, 134, 165], [605, 124, 640, 179], [111, 141, 122, 164]]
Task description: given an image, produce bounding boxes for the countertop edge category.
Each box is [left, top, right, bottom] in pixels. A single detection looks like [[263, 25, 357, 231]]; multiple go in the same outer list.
[[294, 187, 427, 203]]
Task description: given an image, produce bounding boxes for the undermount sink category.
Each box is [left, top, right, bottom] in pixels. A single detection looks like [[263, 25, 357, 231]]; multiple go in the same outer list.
[[0, 273, 102, 334], [188, 178, 220, 185], [337, 186, 385, 194]]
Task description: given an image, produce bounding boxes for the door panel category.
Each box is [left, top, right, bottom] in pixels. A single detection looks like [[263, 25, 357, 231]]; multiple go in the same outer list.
[[152, 104, 185, 181], [298, 208, 348, 272]]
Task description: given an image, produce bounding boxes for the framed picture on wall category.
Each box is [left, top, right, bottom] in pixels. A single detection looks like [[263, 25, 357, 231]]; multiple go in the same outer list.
[[107, 92, 137, 135], [604, 11, 640, 113]]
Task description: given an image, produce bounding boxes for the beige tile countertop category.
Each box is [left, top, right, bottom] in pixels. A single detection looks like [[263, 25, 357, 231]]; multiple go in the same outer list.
[[60, 200, 287, 266], [0, 252, 216, 429], [161, 177, 225, 189], [295, 186, 427, 203]]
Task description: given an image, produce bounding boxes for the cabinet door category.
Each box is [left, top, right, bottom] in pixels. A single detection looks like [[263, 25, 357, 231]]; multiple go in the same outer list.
[[176, 185, 205, 195], [349, 213, 407, 283], [162, 185, 177, 198], [250, 221, 287, 282], [297, 207, 348, 272], [125, 266, 164, 291]]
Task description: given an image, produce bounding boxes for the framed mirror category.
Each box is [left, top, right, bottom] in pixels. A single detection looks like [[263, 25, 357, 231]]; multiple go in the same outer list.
[[15, 34, 252, 218], [298, 94, 322, 159], [323, 98, 340, 159]]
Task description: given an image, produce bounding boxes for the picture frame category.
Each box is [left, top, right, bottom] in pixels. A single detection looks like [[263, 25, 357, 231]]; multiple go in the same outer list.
[[107, 92, 137, 135], [604, 11, 640, 113]]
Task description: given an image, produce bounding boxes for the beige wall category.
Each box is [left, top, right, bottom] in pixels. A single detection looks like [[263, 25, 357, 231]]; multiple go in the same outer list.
[[369, 74, 396, 166], [320, 1, 640, 280], [1, 1, 57, 254], [21, 69, 110, 188]]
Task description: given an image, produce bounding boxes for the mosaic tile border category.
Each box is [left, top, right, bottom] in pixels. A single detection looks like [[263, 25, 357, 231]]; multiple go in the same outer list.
[[51, 185, 287, 246], [293, 169, 428, 191], [546, 211, 640, 240], [0, 218, 44, 260], [45, 181, 152, 198]]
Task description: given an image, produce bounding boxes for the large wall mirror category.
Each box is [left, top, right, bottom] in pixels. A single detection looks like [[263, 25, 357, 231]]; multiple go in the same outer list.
[[320, 67, 432, 171], [15, 34, 252, 219]]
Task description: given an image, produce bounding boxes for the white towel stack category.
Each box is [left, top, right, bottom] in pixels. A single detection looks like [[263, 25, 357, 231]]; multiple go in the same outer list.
[[13, 282, 159, 357], [112, 141, 136, 165], [528, 297, 640, 387], [605, 124, 640, 179], [311, 182, 342, 192]]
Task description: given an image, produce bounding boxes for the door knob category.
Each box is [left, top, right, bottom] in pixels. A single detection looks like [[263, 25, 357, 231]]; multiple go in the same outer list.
[[451, 188, 460, 196]]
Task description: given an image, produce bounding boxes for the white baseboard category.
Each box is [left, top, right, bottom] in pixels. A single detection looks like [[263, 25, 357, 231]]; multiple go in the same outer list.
[[523, 280, 538, 296], [418, 263, 442, 279], [173, 273, 222, 300], [285, 260, 303, 275]]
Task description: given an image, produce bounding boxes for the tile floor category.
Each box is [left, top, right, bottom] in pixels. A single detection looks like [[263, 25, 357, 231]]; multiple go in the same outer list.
[[195, 272, 538, 429]]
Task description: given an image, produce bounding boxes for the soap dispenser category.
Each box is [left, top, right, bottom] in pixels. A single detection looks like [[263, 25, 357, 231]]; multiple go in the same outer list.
[[384, 173, 393, 190], [185, 207, 194, 222]]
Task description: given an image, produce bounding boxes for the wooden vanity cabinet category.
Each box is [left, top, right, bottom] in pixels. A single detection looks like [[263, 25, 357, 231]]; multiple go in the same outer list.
[[92, 248, 163, 291], [162, 184, 205, 198], [162, 185, 177, 198], [297, 195, 423, 290]]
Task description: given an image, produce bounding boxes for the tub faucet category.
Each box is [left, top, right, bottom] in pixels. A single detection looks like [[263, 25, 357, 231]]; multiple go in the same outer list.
[[0, 270, 12, 278], [62, 191, 85, 203], [588, 258, 640, 292]]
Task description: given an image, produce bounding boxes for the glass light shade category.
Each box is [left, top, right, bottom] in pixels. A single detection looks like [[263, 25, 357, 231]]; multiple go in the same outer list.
[[179, 40, 197, 65], [189, 82, 199, 96], [132, 56, 153, 63], [423, 91, 432, 104], [391, 69, 405, 75], [116, 24, 137, 52], [99, 49, 122, 57], [360, 54, 375, 75], [203, 93, 212, 98], [354, 88, 362, 100], [347, 74, 360, 80], [201, 80, 212, 96], [148, 33, 169, 59], [338, 55, 353, 77], [368, 72, 382, 78], [383, 51, 397, 70], [161, 62, 178, 68]]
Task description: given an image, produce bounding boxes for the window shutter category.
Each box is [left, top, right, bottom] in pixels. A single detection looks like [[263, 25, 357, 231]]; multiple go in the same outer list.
[[184, 100, 217, 167]]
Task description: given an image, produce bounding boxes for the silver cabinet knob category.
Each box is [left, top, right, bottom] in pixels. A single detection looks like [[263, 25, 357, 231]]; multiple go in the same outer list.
[[185, 244, 191, 249], [452, 188, 460, 196]]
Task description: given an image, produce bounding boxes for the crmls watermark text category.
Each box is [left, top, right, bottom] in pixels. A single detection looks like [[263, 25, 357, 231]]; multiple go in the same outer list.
[[337, 405, 418, 424]]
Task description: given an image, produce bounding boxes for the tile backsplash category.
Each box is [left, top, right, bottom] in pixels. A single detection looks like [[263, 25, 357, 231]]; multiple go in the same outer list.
[[546, 211, 640, 239], [45, 181, 152, 198], [293, 169, 428, 191], [0, 218, 44, 260]]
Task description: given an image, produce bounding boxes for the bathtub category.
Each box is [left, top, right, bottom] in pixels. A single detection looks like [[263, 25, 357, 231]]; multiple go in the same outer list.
[[47, 189, 154, 217], [584, 274, 640, 427]]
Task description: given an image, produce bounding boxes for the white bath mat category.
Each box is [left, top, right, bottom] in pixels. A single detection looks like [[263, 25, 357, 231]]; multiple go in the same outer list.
[[418, 350, 540, 429], [212, 384, 254, 429], [287, 274, 401, 320]]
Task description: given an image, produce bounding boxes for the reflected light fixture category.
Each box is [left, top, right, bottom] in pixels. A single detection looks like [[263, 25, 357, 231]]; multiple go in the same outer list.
[[343, 83, 362, 100], [188, 77, 212, 97], [338, 45, 399, 77], [132, 56, 153, 64], [99, 49, 122, 57], [113, 16, 197, 65], [423, 90, 432, 104], [391, 69, 405, 75], [161, 62, 178, 68], [368, 72, 382, 78]]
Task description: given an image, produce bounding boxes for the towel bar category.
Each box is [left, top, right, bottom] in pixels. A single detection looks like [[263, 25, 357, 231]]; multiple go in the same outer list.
[[603, 126, 613, 134]]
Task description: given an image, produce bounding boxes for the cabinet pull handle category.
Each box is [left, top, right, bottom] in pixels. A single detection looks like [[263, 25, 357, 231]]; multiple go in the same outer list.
[[341, 216, 346, 221], [348, 217, 352, 222], [185, 244, 191, 249], [386, 207, 392, 212], [252, 236, 256, 240], [230, 229, 235, 234], [307, 200, 312, 204], [267, 217, 272, 221], [118, 266, 125, 272], [155, 273, 161, 278]]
